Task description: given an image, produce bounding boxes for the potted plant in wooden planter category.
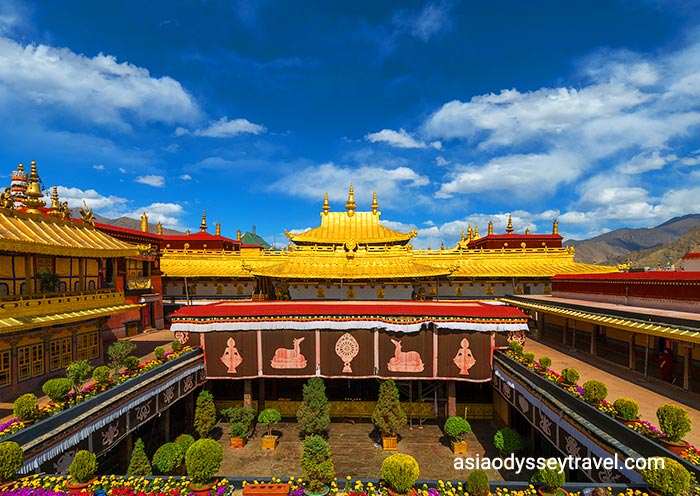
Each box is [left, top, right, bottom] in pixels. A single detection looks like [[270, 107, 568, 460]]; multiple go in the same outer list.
[[371, 379, 407, 450], [530, 459, 568, 496], [465, 469, 490, 496], [493, 427, 523, 458], [613, 398, 640, 427], [381, 453, 419, 496], [641, 456, 691, 496], [559, 368, 580, 387], [185, 438, 224, 495], [444, 416, 471, 454], [297, 377, 331, 438], [657, 404, 692, 456], [582, 380, 608, 405], [537, 357, 551, 375], [301, 434, 335, 496], [258, 407, 282, 450], [13, 393, 38, 424], [0, 441, 23, 489], [221, 406, 256, 448], [65, 450, 97, 495]]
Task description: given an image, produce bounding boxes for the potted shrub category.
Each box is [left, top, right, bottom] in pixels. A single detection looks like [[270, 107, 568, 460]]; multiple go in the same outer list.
[[66, 360, 94, 395], [152, 442, 184, 475], [538, 357, 552, 374], [258, 407, 282, 449], [185, 438, 224, 495], [508, 341, 524, 355], [154, 345, 165, 361], [0, 441, 23, 485], [523, 352, 535, 365], [42, 378, 72, 403], [66, 449, 97, 495], [641, 456, 691, 496], [465, 468, 490, 496], [371, 379, 407, 450], [221, 406, 256, 447], [613, 398, 640, 427], [657, 404, 692, 455], [493, 427, 523, 457], [92, 366, 111, 387], [560, 367, 580, 386], [175, 433, 195, 454], [531, 458, 567, 495], [297, 377, 331, 438], [194, 390, 217, 438], [126, 438, 152, 476], [171, 340, 183, 352], [107, 340, 136, 375], [301, 434, 335, 496], [13, 393, 38, 423], [381, 453, 419, 496], [444, 416, 471, 454], [582, 380, 608, 405]]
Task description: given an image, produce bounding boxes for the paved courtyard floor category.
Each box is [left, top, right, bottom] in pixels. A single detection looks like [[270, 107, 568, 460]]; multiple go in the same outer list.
[[214, 420, 509, 482]]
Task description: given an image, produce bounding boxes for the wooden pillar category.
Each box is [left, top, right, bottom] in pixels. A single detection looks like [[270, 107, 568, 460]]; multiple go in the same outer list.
[[447, 381, 456, 418], [562, 318, 568, 346], [683, 346, 692, 391], [119, 432, 133, 474], [258, 378, 265, 411], [628, 333, 636, 370], [78, 258, 85, 292], [160, 406, 171, 442], [530, 423, 537, 454], [244, 379, 253, 409], [589, 325, 597, 355]]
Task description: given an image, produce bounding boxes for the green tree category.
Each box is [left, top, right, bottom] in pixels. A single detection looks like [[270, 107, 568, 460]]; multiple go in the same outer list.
[[194, 390, 217, 438], [66, 360, 94, 395], [107, 340, 137, 375], [300, 435, 335, 493], [297, 377, 331, 437], [126, 438, 152, 476], [371, 379, 407, 437]]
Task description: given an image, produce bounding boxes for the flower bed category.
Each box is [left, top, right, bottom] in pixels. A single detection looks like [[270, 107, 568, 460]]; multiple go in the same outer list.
[[0, 347, 194, 441]]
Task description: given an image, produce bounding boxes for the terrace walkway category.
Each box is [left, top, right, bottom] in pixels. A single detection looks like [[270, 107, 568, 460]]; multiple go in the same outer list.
[[525, 337, 700, 446]]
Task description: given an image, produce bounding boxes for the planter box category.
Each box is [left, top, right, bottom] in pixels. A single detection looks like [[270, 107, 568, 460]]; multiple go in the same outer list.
[[243, 483, 291, 496], [261, 435, 279, 450], [230, 436, 246, 448], [382, 435, 398, 450], [451, 439, 468, 454]]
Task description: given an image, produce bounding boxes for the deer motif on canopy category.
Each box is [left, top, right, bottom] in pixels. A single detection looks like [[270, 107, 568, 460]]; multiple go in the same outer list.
[[271, 336, 307, 369], [387, 338, 424, 373]]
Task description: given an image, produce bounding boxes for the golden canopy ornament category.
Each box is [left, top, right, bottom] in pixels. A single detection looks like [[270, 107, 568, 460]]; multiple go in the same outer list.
[[79, 201, 95, 226]]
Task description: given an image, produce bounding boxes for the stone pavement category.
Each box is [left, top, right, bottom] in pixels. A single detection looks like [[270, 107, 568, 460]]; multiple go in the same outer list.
[[215, 420, 513, 481], [523, 337, 700, 446]]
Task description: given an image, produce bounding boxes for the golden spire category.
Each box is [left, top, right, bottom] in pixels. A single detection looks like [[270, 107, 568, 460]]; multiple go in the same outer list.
[[185, 229, 190, 235], [371, 190, 378, 214], [216, 222, 221, 236], [17, 163, 24, 173], [474, 224, 480, 239], [322, 192, 330, 215], [345, 184, 356, 216], [199, 210, 207, 232], [460, 228, 465, 241], [157, 222, 163, 235], [525, 228, 530, 235], [467, 223, 473, 241], [141, 212, 148, 232], [22, 161, 46, 214], [506, 215, 514, 234], [237, 229, 241, 240], [488, 220, 494, 236], [48, 186, 61, 216], [553, 219, 559, 235]]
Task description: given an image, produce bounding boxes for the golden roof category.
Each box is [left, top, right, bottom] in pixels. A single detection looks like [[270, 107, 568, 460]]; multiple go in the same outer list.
[[0, 211, 140, 257], [288, 186, 416, 246], [0, 303, 140, 335], [160, 252, 254, 278]]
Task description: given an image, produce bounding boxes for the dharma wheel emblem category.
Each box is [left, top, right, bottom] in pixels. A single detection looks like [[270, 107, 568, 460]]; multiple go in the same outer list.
[[335, 333, 359, 373]]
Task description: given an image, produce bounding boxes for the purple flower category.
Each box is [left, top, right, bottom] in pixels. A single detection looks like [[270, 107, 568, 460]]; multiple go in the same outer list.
[[428, 488, 440, 496], [0, 418, 19, 433]]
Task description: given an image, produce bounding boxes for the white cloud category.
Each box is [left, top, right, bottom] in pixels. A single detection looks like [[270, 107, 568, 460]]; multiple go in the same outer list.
[[121, 202, 185, 229], [136, 175, 165, 187], [393, 1, 454, 42], [0, 0, 29, 37], [617, 150, 673, 174], [435, 156, 450, 167], [56, 186, 129, 211], [180, 174, 192, 180], [365, 128, 427, 149], [178, 117, 266, 138], [92, 164, 104, 171], [0, 38, 200, 130], [118, 167, 127, 174]]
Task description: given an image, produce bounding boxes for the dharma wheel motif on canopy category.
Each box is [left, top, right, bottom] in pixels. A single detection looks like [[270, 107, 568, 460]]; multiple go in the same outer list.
[[335, 332, 360, 373]]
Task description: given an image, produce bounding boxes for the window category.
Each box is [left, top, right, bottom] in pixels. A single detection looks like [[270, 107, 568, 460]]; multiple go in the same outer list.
[[49, 337, 72, 371], [77, 332, 99, 360], [0, 350, 10, 388], [127, 259, 144, 278], [18, 343, 44, 381]]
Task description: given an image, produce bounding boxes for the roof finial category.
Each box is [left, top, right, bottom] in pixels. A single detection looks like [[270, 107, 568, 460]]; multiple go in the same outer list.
[[506, 214, 514, 234], [22, 160, 46, 214], [345, 184, 356, 216], [237, 229, 241, 240], [371, 190, 378, 214], [460, 228, 465, 241], [200, 210, 207, 232], [157, 221, 163, 235], [488, 220, 494, 236], [141, 212, 148, 232], [216, 222, 221, 236], [474, 224, 480, 239], [322, 192, 330, 215], [525, 228, 530, 235], [467, 223, 473, 241], [48, 186, 61, 216], [553, 219, 559, 235]]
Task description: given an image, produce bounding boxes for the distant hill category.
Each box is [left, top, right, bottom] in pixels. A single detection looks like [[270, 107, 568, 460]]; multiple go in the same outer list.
[[565, 214, 700, 268], [89, 212, 184, 236]]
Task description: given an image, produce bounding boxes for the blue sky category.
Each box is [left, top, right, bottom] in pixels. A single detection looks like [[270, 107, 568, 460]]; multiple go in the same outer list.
[[0, 1, 699, 248]]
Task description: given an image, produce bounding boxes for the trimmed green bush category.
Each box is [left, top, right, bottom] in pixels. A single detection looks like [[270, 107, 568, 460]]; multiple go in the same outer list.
[[194, 390, 217, 438], [300, 434, 335, 493], [42, 378, 72, 402], [0, 441, 23, 482], [69, 450, 97, 484], [258, 408, 281, 437], [13, 393, 38, 422], [508, 341, 524, 355], [381, 453, 419, 495], [538, 356, 552, 369], [494, 427, 523, 455], [531, 458, 565, 494], [154, 346, 165, 360], [221, 406, 255, 438], [371, 379, 407, 437], [92, 365, 111, 385], [657, 404, 692, 443], [297, 377, 331, 437], [171, 340, 182, 352], [152, 442, 184, 474], [175, 434, 195, 454], [522, 352, 535, 364], [107, 340, 136, 373], [444, 416, 471, 442], [560, 367, 580, 384], [124, 355, 140, 371], [185, 438, 223, 487], [465, 469, 490, 496], [613, 398, 640, 421], [641, 457, 691, 496], [126, 438, 152, 476], [582, 380, 608, 404]]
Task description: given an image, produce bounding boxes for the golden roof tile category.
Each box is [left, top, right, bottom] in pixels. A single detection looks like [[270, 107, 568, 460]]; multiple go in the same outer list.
[[0, 303, 141, 335], [289, 211, 415, 246]]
